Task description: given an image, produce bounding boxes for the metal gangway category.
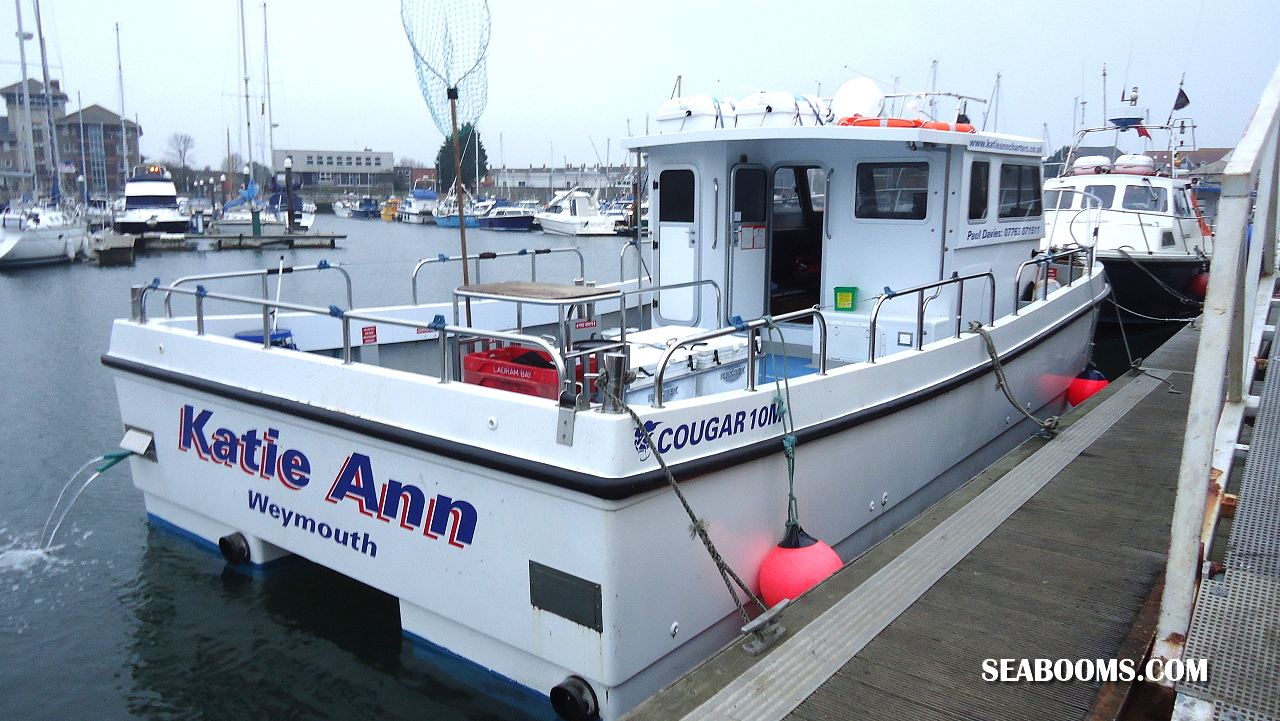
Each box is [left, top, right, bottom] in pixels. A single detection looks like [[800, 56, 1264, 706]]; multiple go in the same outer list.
[[1158, 60, 1280, 719]]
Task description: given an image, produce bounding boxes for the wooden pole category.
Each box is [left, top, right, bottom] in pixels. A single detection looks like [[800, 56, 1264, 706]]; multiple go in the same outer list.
[[448, 87, 472, 325]]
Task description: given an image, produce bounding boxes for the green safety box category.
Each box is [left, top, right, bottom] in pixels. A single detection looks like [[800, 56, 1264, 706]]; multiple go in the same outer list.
[[834, 286, 858, 312]]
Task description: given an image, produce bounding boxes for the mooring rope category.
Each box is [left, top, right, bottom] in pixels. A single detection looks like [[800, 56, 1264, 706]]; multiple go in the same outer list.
[[1108, 297, 1184, 394], [1115, 248, 1203, 307], [597, 370, 767, 624], [760, 317, 801, 533], [965, 321, 1060, 437]]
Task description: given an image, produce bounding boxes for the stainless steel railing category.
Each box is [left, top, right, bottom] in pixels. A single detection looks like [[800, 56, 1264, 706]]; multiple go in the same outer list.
[[651, 307, 827, 408], [1012, 246, 1095, 315], [133, 282, 568, 394], [163, 261, 352, 318], [411, 247, 586, 304], [867, 272, 996, 363]]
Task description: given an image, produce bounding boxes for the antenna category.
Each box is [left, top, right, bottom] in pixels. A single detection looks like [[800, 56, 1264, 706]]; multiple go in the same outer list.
[[670, 75, 682, 99]]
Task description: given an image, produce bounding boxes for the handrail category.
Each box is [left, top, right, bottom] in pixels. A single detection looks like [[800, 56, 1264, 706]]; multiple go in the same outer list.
[[163, 261, 352, 318], [134, 283, 568, 394], [651, 307, 827, 408], [1012, 246, 1095, 315], [867, 272, 995, 363], [1153, 59, 1280, 676], [411, 247, 586, 305], [1045, 188, 1104, 248]]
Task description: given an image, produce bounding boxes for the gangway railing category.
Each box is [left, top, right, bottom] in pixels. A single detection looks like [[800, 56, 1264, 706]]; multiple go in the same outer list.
[[411, 247, 586, 305], [1012, 246, 1095, 314], [867, 272, 996, 363], [163, 260, 352, 318], [1153, 59, 1280, 679], [651, 307, 827, 408]]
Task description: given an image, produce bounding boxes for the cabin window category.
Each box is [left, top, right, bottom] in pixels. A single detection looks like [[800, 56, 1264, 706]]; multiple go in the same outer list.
[[1174, 190, 1192, 217], [855, 162, 929, 220], [734, 167, 768, 223], [658, 169, 695, 223], [997, 164, 1042, 218], [1122, 185, 1168, 212], [1082, 185, 1115, 208], [806, 168, 827, 211], [1042, 189, 1074, 210], [968, 161, 989, 220]]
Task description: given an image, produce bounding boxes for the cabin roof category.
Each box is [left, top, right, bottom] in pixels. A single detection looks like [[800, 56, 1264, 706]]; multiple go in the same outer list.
[[623, 126, 1045, 156]]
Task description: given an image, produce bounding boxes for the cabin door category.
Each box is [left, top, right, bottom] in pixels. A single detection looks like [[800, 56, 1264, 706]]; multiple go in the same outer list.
[[727, 165, 769, 321], [656, 168, 699, 324]]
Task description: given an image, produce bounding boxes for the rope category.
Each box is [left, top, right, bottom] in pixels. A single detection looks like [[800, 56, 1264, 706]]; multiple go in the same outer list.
[[1114, 248, 1203, 307], [964, 321, 1060, 437], [1109, 298, 1200, 323], [1108, 297, 1183, 394], [597, 370, 768, 624], [761, 317, 801, 531]]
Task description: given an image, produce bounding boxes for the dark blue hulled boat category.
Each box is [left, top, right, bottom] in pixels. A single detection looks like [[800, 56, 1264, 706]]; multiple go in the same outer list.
[[478, 202, 536, 231], [351, 197, 381, 219]]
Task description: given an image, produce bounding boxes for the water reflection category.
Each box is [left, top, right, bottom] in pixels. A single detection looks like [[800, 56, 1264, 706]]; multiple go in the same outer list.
[[125, 527, 552, 720]]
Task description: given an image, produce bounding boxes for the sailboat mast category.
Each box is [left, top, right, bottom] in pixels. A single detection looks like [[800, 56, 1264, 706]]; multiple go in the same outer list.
[[13, 0, 36, 197], [115, 23, 128, 186], [238, 0, 254, 188], [32, 0, 60, 204], [262, 2, 275, 165]]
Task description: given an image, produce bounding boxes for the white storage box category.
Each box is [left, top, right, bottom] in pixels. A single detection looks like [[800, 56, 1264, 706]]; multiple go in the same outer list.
[[656, 96, 737, 133], [1071, 156, 1113, 175], [821, 313, 959, 364], [736, 92, 826, 128], [618, 326, 754, 404], [1113, 154, 1157, 175]]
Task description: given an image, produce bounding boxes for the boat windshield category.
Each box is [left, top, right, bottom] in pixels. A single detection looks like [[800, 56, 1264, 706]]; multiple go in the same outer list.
[[1122, 185, 1168, 212], [1082, 185, 1116, 209], [125, 196, 178, 209]]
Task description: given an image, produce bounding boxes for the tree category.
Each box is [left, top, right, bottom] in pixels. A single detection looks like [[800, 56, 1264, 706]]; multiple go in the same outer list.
[[166, 133, 196, 190], [435, 124, 488, 192]]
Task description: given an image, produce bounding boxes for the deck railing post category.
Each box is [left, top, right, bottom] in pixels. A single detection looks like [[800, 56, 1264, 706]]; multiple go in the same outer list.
[[341, 318, 352, 364], [130, 284, 147, 322]]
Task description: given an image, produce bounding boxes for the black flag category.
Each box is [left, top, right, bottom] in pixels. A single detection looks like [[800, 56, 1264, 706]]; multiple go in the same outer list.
[[1173, 88, 1191, 111]]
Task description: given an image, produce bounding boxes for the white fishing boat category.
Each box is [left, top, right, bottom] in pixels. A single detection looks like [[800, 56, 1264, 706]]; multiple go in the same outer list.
[[535, 188, 617, 235], [1043, 114, 1211, 322], [113, 166, 191, 235], [102, 78, 1106, 720]]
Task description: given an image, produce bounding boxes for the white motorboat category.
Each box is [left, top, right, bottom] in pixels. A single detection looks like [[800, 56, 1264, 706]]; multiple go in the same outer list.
[[1043, 117, 1211, 322], [102, 78, 1106, 721], [398, 183, 439, 224], [113, 166, 190, 235], [0, 203, 86, 267], [535, 188, 617, 235]]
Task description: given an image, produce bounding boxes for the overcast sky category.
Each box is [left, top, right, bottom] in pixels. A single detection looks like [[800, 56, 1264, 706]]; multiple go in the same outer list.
[[4, 0, 1277, 170]]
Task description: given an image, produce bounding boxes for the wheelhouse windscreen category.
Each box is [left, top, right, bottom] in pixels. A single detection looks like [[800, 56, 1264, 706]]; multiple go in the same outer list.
[[125, 196, 178, 209], [997, 164, 1042, 219]]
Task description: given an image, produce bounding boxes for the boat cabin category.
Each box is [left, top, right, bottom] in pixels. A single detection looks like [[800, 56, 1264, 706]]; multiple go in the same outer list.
[[627, 122, 1048, 364]]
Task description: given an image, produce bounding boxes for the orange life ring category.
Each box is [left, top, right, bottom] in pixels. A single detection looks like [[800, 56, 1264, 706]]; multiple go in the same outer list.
[[836, 115, 924, 128], [920, 121, 977, 133]]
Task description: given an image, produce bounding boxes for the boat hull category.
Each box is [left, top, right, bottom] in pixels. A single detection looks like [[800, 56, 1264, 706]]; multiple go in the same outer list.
[[0, 224, 82, 267], [537, 215, 616, 236], [435, 214, 480, 228], [114, 220, 192, 235], [103, 274, 1101, 719], [478, 215, 536, 231], [1098, 253, 1205, 322]]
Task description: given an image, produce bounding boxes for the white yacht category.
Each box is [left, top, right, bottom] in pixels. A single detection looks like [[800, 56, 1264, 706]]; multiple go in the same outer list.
[[1044, 120, 1211, 322], [535, 188, 617, 235], [0, 202, 86, 267], [102, 78, 1105, 720], [113, 166, 190, 235]]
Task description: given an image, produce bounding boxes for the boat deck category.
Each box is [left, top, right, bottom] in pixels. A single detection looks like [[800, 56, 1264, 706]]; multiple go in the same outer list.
[[623, 325, 1200, 721]]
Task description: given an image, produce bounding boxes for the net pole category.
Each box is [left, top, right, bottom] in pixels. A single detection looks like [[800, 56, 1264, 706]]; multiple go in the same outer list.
[[449, 87, 473, 325]]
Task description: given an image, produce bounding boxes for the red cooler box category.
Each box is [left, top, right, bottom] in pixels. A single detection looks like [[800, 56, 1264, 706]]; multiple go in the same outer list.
[[463, 346, 562, 399]]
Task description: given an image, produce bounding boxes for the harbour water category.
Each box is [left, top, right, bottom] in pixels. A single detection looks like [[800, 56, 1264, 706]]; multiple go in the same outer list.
[[0, 216, 1182, 720], [0, 216, 631, 721]]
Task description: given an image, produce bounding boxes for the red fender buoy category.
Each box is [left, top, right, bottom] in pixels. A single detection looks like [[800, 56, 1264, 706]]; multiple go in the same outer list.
[[1187, 272, 1210, 300], [758, 524, 843, 608], [1067, 367, 1109, 406]]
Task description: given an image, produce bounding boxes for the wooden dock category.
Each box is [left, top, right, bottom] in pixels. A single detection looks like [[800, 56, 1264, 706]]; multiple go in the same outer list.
[[95, 231, 344, 266], [624, 325, 1201, 721]]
